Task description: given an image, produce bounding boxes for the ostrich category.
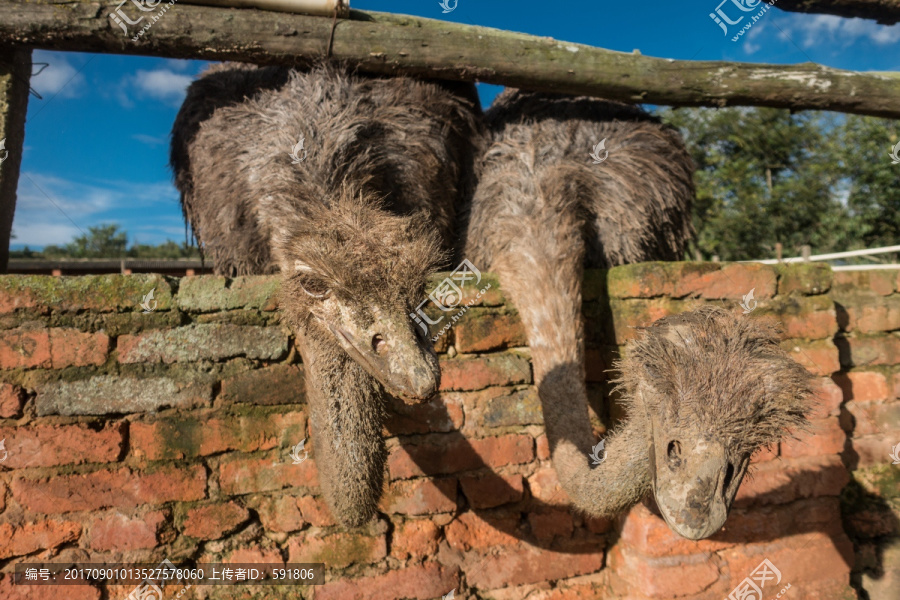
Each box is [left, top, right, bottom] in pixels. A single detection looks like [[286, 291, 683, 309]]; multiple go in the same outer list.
[[171, 63, 481, 526], [462, 90, 814, 540]]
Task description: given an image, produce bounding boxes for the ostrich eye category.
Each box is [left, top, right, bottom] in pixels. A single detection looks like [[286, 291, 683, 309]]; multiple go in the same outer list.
[[298, 275, 331, 299]]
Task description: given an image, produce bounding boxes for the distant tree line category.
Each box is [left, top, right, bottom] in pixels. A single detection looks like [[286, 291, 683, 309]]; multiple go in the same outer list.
[[11, 224, 201, 260], [659, 107, 899, 262]]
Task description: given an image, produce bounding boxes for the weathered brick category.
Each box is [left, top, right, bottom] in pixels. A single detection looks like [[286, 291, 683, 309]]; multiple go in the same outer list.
[[48, 328, 109, 367], [527, 509, 574, 541], [680, 262, 778, 300], [0, 423, 123, 467], [0, 520, 81, 558], [852, 434, 900, 467], [444, 511, 521, 551], [777, 263, 833, 296], [608, 544, 720, 598], [618, 502, 734, 558], [10, 465, 206, 513], [833, 371, 890, 402], [840, 296, 900, 333], [842, 334, 900, 368], [459, 473, 524, 509], [390, 519, 440, 560], [439, 354, 532, 391], [479, 386, 542, 428], [782, 339, 841, 376], [296, 495, 336, 527], [251, 494, 306, 533], [608, 298, 682, 344], [388, 434, 534, 479], [182, 501, 249, 539], [219, 364, 306, 406], [462, 541, 605, 589], [843, 400, 900, 437], [287, 529, 386, 568], [607, 262, 719, 299], [315, 562, 457, 600], [175, 275, 279, 312], [225, 546, 284, 566], [217, 453, 318, 496], [426, 271, 505, 307], [528, 467, 571, 506], [0, 382, 24, 418], [454, 309, 527, 353], [780, 417, 845, 458], [0, 329, 50, 369], [117, 324, 288, 364], [735, 455, 849, 506], [834, 270, 895, 296], [380, 478, 457, 516], [87, 509, 166, 551], [35, 375, 211, 416], [812, 377, 844, 419], [130, 410, 305, 460], [770, 294, 836, 340], [0, 274, 172, 314], [384, 392, 464, 435]]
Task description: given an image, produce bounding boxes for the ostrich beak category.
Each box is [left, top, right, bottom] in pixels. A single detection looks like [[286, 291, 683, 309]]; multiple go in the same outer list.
[[325, 305, 440, 402], [648, 432, 748, 541]]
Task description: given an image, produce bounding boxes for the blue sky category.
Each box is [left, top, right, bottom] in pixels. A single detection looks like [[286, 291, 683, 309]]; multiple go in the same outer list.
[[11, 0, 900, 249]]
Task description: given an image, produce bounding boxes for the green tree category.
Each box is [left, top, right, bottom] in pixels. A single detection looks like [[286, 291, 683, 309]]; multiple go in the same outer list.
[[659, 106, 859, 261]]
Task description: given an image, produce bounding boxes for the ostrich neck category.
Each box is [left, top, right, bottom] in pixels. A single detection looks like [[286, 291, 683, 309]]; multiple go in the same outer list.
[[492, 244, 651, 517], [294, 326, 387, 527]]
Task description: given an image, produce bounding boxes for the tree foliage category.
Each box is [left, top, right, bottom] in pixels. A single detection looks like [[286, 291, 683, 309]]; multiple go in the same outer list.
[[659, 106, 899, 262], [12, 224, 201, 260]]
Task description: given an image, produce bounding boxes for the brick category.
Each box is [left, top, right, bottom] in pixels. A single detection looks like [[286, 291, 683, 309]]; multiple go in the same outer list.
[[445, 511, 521, 551], [384, 392, 464, 435], [10, 464, 206, 513], [618, 502, 734, 558], [0, 329, 50, 369], [0, 274, 172, 314], [682, 263, 778, 300], [777, 263, 833, 296], [780, 417, 846, 458], [87, 510, 166, 551], [460, 473, 524, 509], [390, 519, 440, 560], [462, 541, 605, 589], [315, 562, 457, 600], [454, 309, 527, 353], [388, 434, 534, 479], [297, 495, 337, 527], [834, 270, 895, 296], [425, 271, 505, 307], [0, 383, 24, 418], [852, 434, 900, 467], [608, 298, 682, 344], [833, 371, 890, 402], [48, 328, 109, 367], [218, 454, 318, 496], [0, 520, 81, 559], [183, 501, 249, 539], [439, 354, 532, 391], [380, 478, 457, 516], [528, 509, 574, 541], [225, 546, 284, 566], [608, 544, 719, 598], [252, 494, 306, 533], [894, 372, 900, 399], [812, 377, 844, 419], [117, 324, 288, 364], [479, 386, 542, 428], [843, 400, 900, 436], [176, 275, 279, 312], [130, 410, 305, 460], [528, 467, 571, 506], [735, 455, 849, 506], [782, 339, 841, 376], [842, 334, 900, 368], [287, 530, 386, 568], [219, 364, 306, 406], [772, 294, 836, 340], [607, 262, 720, 299], [840, 297, 900, 333], [536, 433, 550, 460], [0, 574, 101, 600], [35, 375, 211, 416], [0, 423, 123, 468], [751, 444, 778, 463]]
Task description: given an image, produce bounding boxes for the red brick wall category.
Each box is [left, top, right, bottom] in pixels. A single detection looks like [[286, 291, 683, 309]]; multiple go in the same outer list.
[[0, 263, 896, 600]]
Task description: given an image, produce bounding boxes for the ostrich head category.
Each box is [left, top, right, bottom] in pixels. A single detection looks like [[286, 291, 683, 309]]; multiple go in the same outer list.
[[616, 306, 814, 539], [268, 189, 444, 402]]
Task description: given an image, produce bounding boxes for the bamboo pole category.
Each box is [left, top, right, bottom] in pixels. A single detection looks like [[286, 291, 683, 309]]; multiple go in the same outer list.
[[0, 1, 899, 118]]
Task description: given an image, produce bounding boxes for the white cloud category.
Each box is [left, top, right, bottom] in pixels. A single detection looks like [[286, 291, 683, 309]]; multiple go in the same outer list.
[[12, 172, 180, 247], [132, 69, 192, 104], [132, 133, 167, 146], [790, 14, 900, 47], [743, 21, 767, 55], [29, 50, 85, 99]]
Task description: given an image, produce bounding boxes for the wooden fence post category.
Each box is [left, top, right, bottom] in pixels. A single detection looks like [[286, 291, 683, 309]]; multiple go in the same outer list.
[[0, 46, 31, 274]]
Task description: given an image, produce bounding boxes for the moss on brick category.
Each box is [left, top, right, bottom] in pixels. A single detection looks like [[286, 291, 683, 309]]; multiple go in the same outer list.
[[776, 263, 832, 296], [607, 262, 719, 299], [176, 276, 280, 313], [0, 274, 174, 313], [48, 310, 185, 336]]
